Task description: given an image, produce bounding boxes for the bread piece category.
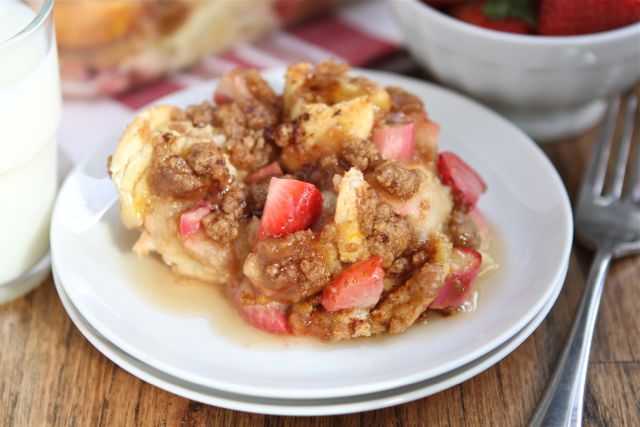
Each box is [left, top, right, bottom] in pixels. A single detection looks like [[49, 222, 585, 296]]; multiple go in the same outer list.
[[109, 105, 239, 284], [54, 2, 146, 49]]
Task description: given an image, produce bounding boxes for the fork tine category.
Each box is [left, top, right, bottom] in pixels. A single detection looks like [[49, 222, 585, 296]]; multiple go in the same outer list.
[[580, 98, 620, 199], [607, 94, 637, 198], [626, 94, 640, 203]]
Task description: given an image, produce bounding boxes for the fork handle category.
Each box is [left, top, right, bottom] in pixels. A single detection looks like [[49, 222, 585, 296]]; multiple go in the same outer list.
[[528, 246, 613, 427]]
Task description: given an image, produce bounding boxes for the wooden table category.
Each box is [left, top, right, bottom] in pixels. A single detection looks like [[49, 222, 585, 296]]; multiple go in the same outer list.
[[1, 55, 638, 427]]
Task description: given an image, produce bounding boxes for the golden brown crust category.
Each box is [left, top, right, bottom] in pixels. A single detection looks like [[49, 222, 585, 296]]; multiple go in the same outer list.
[[363, 203, 412, 268], [212, 99, 279, 171], [202, 185, 248, 242], [342, 139, 381, 171], [186, 102, 216, 127], [243, 230, 341, 304], [374, 161, 425, 200]]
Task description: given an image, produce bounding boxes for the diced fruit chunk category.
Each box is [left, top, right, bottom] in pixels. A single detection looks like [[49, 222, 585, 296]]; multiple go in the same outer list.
[[373, 121, 416, 161], [321, 257, 385, 312], [228, 280, 290, 334], [539, 0, 640, 36], [237, 301, 290, 334], [257, 178, 323, 241], [452, 2, 534, 35], [213, 69, 253, 105], [438, 151, 487, 212], [422, 0, 466, 5], [244, 162, 283, 184], [430, 247, 482, 309], [179, 200, 212, 238]]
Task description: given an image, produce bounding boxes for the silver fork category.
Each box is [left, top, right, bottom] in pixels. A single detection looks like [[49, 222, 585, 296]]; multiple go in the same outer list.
[[529, 94, 640, 427]]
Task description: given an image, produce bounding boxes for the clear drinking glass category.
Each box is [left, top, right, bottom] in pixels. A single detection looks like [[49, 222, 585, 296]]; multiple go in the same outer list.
[[0, 0, 60, 303]]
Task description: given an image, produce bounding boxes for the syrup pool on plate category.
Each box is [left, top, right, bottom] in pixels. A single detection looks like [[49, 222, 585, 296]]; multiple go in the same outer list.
[[0, 0, 60, 288], [121, 253, 325, 350], [119, 216, 501, 346]]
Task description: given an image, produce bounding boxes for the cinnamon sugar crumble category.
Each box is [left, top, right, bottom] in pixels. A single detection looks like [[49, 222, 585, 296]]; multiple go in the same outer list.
[[374, 161, 425, 199]]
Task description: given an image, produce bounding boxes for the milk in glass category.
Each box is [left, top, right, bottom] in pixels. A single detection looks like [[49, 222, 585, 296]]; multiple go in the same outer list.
[[0, 0, 60, 285]]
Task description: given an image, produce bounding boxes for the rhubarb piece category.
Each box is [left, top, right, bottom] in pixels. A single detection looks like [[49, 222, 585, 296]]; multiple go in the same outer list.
[[244, 162, 283, 184], [214, 69, 252, 105], [372, 121, 416, 161], [430, 247, 482, 309], [179, 200, 212, 238], [228, 280, 290, 334], [213, 68, 275, 105]]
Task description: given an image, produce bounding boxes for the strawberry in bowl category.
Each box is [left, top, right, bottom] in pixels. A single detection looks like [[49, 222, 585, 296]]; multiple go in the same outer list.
[[538, 0, 640, 35], [391, 0, 640, 141], [450, 1, 534, 34], [422, 0, 640, 36]]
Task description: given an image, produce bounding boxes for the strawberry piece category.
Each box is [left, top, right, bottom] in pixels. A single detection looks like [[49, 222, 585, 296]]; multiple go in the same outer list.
[[452, 2, 534, 34], [179, 200, 212, 238], [372, 121, 416, 161], [321, 257, 385, 312], [438, 151, 487, 212], [430, 247, 482, 309], [422, 0, 466, 6], [539, 0, 640, 36], [257, 178, 323, 241], [213, 68, 253, 105], [227, 280, 290, 334], [244, 162, 283, 184]]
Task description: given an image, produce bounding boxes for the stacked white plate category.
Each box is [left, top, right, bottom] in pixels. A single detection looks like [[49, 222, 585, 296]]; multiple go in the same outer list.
[[50, 70, 573, 416]]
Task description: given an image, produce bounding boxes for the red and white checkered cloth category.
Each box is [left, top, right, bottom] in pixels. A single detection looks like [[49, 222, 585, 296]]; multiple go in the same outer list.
[[58, 1, 403, 165]]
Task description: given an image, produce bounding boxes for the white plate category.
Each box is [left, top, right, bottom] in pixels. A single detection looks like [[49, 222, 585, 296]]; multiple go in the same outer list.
[[53, 257, 566, 416], [50, 69, 573, 399]]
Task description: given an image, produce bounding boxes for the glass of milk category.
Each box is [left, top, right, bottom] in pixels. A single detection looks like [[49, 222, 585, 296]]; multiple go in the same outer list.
[[0, 0, 60, 303]]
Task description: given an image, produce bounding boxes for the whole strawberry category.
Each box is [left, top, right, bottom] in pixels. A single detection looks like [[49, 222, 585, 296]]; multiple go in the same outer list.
[[452, 0, 535, 34], [422, 0, 467, 6], [539, 0, 640, 35]]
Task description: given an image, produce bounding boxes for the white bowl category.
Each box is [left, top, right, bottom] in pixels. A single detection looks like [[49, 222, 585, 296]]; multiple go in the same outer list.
[[389, 0, 640, 141]]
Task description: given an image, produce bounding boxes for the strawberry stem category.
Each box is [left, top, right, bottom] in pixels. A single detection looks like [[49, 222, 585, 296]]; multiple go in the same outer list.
[[484, 0, 536, 26]]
